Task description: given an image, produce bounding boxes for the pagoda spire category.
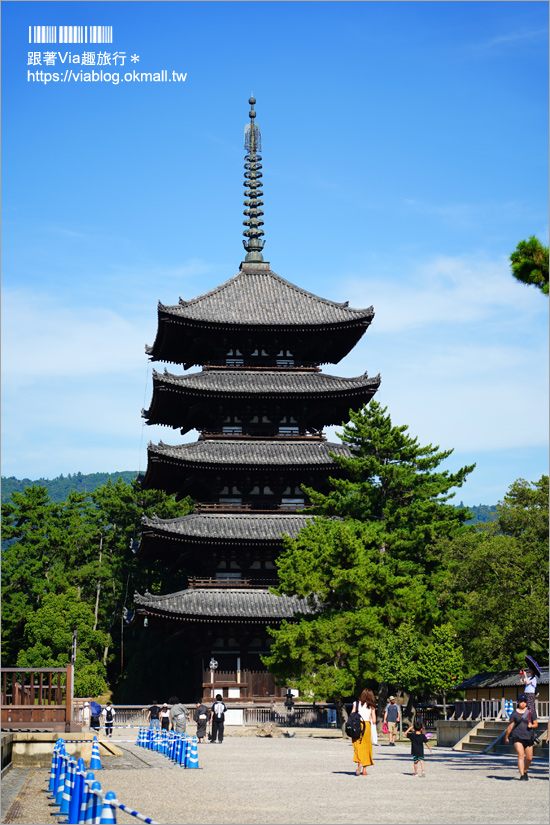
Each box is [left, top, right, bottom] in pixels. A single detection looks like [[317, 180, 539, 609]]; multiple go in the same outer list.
[[242, 96, 265, 262]]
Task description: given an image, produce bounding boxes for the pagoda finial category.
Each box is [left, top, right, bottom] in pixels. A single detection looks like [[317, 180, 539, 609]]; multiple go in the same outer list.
[[242, 96, 265, 262]]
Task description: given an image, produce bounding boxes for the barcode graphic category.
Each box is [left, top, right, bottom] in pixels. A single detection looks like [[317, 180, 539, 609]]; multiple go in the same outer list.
[[29, 26, 113, 44]]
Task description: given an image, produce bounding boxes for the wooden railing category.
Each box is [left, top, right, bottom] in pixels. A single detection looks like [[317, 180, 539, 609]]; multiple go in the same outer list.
[[202, 669, 286, 701], [195, 503, 310, 513], [199, 432, 326, 441], [1, 666, 74, 731], [188, 577, 277, 589]]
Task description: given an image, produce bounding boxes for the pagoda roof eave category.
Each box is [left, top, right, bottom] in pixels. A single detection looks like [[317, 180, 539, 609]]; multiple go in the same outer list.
[[145, 439, 351, 471], [149, 368, 380, 397], [140, 511, 314, 543], [133, 586, 315, 621], [157, 267, 374, 327]]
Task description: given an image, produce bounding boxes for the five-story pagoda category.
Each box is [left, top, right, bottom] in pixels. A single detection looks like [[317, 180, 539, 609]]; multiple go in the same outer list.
[[134, 98, 380, 702]]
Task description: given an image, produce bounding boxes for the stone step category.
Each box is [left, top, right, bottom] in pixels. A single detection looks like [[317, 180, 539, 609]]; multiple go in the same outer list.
[[462, 742, 486, 752], [496, 744, 548, 759]]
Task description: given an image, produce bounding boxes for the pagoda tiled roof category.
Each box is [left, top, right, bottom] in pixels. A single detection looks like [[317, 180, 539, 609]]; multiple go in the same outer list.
[[155, 266, 374, 329], [133, 587, 313, 620], [147, 439, 351, 468], [151, 368, 380, 396], [141, 512, 312, 542]]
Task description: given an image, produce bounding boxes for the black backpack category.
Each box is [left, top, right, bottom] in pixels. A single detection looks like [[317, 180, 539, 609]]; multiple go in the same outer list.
[[345, 704, 363, 740], [105, 708, 113, 722]]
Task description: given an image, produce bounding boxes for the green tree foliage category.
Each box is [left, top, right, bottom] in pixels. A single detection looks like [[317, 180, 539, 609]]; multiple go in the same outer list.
[[303, 402, 475, 573], [265, 403, 474, 721], [509, 236, 549, 296], [433, 476, 549, 672], [1, 478, 193, 695], [16, 589, 110, 696]]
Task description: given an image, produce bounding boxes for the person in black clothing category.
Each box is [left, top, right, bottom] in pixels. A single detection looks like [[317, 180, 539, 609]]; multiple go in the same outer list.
[[194, 699, 210, 743], [505, 694, 538, 780], [210, 694, 227, 743], [147, 701, 161, 731], [405, 719, 432, 776]]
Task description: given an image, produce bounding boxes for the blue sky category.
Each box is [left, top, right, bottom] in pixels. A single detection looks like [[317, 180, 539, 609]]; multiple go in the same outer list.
[[2, 1, 548, 504]]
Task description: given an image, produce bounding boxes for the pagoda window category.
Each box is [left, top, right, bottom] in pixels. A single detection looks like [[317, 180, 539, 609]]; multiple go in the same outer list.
[[250, 485, 261, 495], [279, 426, 299, 436], [281, 497, 305, 510], [226, 348, 243, 366], [276, 349, 294, 367], [263, 486, 274, 495], [250, 415, 259, 423], [261, 415, 271, 423], [222, 414, 242, 435], [250, 348, 269, 357]]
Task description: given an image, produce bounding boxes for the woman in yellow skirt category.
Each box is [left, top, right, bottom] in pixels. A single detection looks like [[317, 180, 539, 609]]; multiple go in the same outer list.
[[352, 689, 376, 775]]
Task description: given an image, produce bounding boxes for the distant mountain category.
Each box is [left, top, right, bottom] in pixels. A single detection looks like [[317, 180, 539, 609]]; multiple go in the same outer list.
[[1, 471, 139, 504], [457, 502, 498, 525]]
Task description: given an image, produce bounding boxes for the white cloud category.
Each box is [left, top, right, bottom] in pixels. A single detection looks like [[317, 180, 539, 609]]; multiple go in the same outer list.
[[343, 253, 545, 332], [2, 289, 148, 386]]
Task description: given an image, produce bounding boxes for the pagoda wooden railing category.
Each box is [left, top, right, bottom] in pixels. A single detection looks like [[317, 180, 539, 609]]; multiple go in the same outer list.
[[202, 363, 320, 371], [198, 431, 326, 441], [1, 666, 74, 731], [188, 577, 277, 589], [195, 503, 310, 514]]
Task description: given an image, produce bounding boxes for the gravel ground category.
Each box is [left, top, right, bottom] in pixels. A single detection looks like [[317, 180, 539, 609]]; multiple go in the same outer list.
[[3, 736, 548, 825]]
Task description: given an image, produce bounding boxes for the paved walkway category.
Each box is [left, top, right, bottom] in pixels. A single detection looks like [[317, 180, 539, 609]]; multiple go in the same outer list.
[[2, 733, 548, 824]]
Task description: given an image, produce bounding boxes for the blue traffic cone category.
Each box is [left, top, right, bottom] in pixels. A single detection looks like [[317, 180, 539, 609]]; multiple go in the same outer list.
[[85, 780, 102, 823], [59, 758, 75, 817], [182, 736, 191, 767], [80, 772, 94, 824], [67, 758, 85, 824], [90, 736, 103, 770], [136, 726, 144, 747], [48, 746, 59, 794], [54, 754, 67, 807], [54, 753, 68, 805], [99, 790, 117, 824], [187, 736, 199, 769]]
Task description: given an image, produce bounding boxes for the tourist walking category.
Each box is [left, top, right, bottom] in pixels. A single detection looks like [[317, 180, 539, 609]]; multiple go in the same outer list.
[[520, 658, 540, 715], [147, 701, 161, 731], [102, 703, 115, 737], [90, 701, 101, 733], [169, 696, 190, 734], [210, 694, 227, 743], [82, 702, 91, 730], [505, 694, 538, 780], [351, 689, 375, 775], [194, 699, 210, 743], [160, 703, 171, 731], [383, 696, 400, 745], [405, 719, 432, 776]]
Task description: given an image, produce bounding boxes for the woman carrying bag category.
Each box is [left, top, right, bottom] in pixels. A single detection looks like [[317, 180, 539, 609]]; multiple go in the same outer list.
[[505, 694, 538, 781], [351, 689, 376, 776]]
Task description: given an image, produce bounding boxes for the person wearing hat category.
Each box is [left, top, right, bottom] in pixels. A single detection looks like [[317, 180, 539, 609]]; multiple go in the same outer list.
[[82, 702, 91, 730], [505, 694, 538, 780], [383, 696, 400, 746], [159, 703, 171, 731]]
